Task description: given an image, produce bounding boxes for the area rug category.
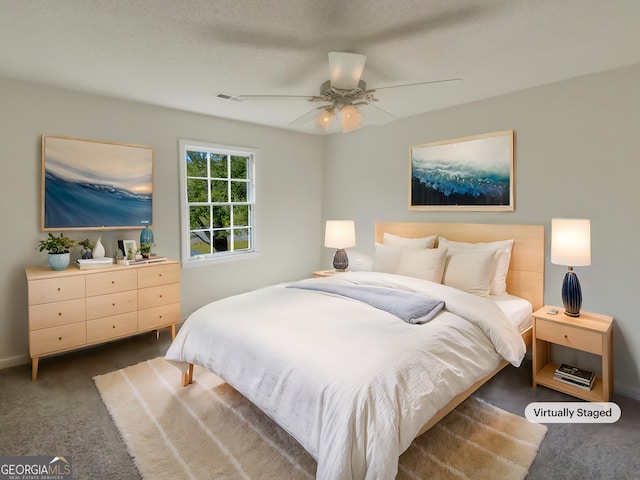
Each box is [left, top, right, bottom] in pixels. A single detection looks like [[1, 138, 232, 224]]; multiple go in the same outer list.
[[94, 357, 547, 480]]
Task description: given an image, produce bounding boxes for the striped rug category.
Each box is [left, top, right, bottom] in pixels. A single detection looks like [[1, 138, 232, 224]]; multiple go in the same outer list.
[[94, 357, 547, 480]]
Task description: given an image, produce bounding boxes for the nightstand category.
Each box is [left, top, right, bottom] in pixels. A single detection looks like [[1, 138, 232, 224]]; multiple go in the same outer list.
[[312, 269, 349, 278], [532, 305, 613, 402]]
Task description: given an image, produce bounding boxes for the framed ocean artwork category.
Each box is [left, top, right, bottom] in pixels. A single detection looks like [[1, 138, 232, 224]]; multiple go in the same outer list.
[[410, 130, 514, 211], [41, 135, 153, 230]]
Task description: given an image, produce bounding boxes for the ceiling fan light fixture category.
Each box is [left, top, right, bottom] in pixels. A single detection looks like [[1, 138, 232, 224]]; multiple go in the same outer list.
[[328, 52, 367, 90], [340, 105, 362, 133], [315, 108, 335, 130]]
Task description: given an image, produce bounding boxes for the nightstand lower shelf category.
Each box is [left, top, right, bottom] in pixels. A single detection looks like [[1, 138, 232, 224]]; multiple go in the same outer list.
[[535, 363, 606, 402]]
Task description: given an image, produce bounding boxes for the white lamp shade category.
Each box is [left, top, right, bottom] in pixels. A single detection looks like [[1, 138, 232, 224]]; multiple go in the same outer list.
[[328, 52, 366, 90], [551, 218, 591, 267], [340, 105, 362, 133], [315, 108, 334, 130], [325, 220, 356, 249]]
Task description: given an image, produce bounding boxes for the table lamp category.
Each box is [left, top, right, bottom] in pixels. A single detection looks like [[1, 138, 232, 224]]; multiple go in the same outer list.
[[324, 220, 356, 271], [551, 218, 591, 317]]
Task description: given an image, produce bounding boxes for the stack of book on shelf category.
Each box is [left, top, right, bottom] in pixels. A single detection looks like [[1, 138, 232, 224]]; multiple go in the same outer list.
[[554, 363, 595, 391]]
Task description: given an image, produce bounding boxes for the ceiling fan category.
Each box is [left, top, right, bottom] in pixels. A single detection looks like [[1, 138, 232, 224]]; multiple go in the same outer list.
[[237, 52, 461, 133]]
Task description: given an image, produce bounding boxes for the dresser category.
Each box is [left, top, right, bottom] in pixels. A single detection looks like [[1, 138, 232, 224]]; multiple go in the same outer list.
[[26, 259, 180, 380]]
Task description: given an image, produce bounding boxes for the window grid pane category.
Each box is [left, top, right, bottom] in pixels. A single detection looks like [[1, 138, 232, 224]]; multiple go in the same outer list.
[[184, 145, 255, 260]]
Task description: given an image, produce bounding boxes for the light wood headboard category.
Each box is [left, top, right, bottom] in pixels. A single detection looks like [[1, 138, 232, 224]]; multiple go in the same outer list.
[[374, 222, 545, 311]]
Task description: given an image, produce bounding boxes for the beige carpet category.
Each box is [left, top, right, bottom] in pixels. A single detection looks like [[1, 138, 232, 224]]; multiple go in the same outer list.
[[94, 357, 547, 480]]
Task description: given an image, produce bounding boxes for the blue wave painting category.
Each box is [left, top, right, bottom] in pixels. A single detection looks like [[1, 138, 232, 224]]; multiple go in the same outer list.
[[411, 133, 512, 207], [45, 171, 152, 228], [43, 136, 153, 228]]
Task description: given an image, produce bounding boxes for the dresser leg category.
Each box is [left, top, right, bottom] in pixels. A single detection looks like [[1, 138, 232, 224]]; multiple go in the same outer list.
[[31, 357, 39, 381], [170, 324, 176, 340]]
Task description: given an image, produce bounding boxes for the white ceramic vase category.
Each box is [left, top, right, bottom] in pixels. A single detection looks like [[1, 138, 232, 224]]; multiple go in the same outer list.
[[93, 237, 105, 259]]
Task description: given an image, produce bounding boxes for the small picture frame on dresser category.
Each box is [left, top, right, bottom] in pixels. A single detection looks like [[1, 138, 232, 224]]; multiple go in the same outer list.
[[121, 240, 137, 260]]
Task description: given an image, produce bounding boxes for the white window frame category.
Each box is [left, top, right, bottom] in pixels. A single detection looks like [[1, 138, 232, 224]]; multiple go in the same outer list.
[[179, 139, 258, 267]]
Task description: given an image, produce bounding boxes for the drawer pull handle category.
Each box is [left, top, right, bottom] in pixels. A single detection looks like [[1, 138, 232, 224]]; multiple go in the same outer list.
[[159, 294, 163, 298], [111, 281, 115, 284], [564, 334, 568, 339], [58, 336, 62, 341], [112, 325, 116, 329], [58, 312, 62, 316], [112, 303, 116, 307], [57, 288, 61, 291], [159, 274, 163, 277]]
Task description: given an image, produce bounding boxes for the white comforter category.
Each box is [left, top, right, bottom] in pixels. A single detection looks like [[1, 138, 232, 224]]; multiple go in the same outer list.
[[166, 271, 526, 480]]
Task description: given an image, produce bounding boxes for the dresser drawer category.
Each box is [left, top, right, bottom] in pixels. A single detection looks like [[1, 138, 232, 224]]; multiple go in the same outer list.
[[87, 312, 138, 343], [28, 276, 85, 305], [29, 322, 86, 356], [138, 263, 180, 288], [29, 298, 85, 330], [138, 303, 180, 331], [86, 270, 137, 297], [86, 290, 137, 320], [138, 283, 180, 310], [536, 318, 603, 355]]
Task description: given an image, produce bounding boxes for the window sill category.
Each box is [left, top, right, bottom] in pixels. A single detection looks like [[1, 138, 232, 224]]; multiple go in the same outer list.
[[181, 251, 260, 268]]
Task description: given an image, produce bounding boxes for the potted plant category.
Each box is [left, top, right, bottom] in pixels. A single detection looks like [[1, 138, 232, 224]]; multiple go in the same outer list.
[[139, 242, 155, 259], [38, 233, 77, 270], [79, 238, 95, 259]]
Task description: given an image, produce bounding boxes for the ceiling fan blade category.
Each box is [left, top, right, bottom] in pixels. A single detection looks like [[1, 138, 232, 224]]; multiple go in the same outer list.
[[373, 78, 463, 91], [355, 102, 397, 125], [355, 5, 489, 47], [204, 25, 314, 51], [328, 52, 367, 90], [237, 94, 317, 101], [289, 105, 330, 126]]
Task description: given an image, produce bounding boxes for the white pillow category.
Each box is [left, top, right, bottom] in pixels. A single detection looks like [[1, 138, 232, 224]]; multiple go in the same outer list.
[[372, 243, 448, 283], [383, 232, 437, 249], [443, 249, 496, 296], [371, 243, 402, 273], [396, 247, 448, 283], [438, 237, 514, 295]]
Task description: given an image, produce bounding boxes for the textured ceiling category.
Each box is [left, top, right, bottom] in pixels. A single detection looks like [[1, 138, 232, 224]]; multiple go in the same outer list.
[[1, 0, 640, 134]]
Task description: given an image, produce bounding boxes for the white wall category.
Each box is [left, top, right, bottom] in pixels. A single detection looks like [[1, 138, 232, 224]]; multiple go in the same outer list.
[[322, 63, 640, 399], [0, 77, 324, 368]]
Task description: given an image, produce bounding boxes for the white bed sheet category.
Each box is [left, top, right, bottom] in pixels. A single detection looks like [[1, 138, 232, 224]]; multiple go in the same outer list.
[[166, 271, 526, 480], [491, 293, 533, 333]]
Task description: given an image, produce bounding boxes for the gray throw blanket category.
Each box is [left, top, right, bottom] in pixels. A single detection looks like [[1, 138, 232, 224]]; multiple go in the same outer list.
[[288, 282, 444, 324]]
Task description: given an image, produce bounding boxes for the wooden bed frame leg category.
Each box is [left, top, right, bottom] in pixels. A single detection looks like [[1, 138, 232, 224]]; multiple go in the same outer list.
[[181, 363, 194, 387]]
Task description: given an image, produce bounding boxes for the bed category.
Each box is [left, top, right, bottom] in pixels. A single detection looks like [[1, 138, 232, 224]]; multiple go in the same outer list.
[[166, 222, 544, 480]]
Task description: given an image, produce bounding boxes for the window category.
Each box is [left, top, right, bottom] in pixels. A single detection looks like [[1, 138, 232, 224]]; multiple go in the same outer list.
[[179, 140, 256, 265]]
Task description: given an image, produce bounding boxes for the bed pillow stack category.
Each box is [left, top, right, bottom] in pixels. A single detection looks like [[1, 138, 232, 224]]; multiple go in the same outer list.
[[438, 237, 514, 296], [371, 233, 514, 297], [372, 234, 448, 283]]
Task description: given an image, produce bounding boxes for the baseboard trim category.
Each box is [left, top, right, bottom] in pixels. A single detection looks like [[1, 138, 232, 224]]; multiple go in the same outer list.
[[0, 354, 29, 370], [614, 382, 640, 401]]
